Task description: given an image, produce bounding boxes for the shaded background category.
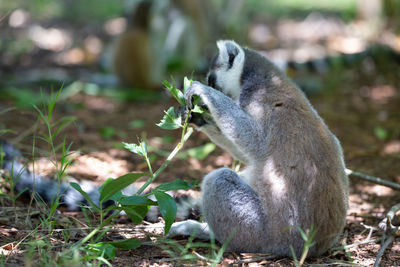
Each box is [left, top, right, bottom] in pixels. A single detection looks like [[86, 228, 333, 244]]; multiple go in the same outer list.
[[1, 0, 399, 90]]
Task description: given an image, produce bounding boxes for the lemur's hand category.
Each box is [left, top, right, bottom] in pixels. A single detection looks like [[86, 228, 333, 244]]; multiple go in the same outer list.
[[184, 81, 208, 110], [182, 82, 210, 127], [177, 104, 209, 127], [176, 106, 188, 120]]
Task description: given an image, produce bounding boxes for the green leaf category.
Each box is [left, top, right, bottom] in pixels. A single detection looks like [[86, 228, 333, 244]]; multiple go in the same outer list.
[[106, 238, 141, 250], [298, 227, 308, 241], [53, 116, 76, 138], [191, 104, 205, 114], [70, 182, 100, 211], [183, 76, 192, 94], [290, 245, 299, 264], [49, 196, 59, 216], [85, 243, 116, 259], [122, 141, 147, 157], [141, 141, 148, 155], [163, 80, 185, 106], [123, 205, 149, 224], [99, 127, 116, 140], [374, 126, 388, 140], [186, 143, 216, 160], [48, 86, 63, 121], [155, 180, 194, 191], [129, 119, 145, 129], [156, 107, 182, 130], [153, 190, 177, 234], [100, 173, 146, 202], [98, 178, 123, 202], [119, 195, 157, 206], [190, 95, 207, 114]]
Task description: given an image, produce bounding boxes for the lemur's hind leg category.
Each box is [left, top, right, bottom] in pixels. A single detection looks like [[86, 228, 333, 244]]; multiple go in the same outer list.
[[202, 168, 268, 252], [168, 168, 268, 252]]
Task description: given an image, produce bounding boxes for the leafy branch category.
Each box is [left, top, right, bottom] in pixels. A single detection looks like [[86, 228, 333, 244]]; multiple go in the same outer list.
[[69, 77, 201, 259]]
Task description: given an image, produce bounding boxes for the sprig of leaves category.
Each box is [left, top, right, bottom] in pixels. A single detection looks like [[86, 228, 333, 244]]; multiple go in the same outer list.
[[156, 107, 182, 130], [163, 78, 185, 106], [158, 77, 206, 130]]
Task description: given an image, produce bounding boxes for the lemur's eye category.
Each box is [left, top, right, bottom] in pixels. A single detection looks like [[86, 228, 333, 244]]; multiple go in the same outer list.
[[208, 73, 216, 88]]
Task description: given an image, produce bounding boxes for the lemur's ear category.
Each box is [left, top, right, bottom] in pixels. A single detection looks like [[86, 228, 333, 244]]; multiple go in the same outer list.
[[216, 40, 244, 69]]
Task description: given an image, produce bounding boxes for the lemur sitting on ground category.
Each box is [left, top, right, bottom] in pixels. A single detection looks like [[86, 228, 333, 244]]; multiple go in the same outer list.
[[168, 40, 348, 257]]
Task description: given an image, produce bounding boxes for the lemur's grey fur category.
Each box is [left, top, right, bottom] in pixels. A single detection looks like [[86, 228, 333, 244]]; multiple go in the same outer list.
[[168, 40, 348, 257]]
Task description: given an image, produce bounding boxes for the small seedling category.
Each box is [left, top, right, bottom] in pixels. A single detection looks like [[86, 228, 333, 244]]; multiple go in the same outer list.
[[290, 225, 317, 267]]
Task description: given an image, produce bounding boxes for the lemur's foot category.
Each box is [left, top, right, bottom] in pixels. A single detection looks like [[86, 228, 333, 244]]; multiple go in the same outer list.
[[167, 220, 212, 240]]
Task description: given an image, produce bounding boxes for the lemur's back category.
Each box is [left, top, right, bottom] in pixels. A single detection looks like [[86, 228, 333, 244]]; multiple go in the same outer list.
[[168, 40, 348, 257], [240, 48, 348, 256]]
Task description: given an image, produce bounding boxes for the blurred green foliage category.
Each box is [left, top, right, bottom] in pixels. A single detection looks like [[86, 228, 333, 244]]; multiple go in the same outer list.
[[0, 88, 49, 108], [374, 126, 389, 141], [129, 120, 145, 129], [0, 39, 34, 57], [248, 0, 356, 19], [99, 126, 116, 140], [0, 0, 125, 23], [1, 0, 358, 25]]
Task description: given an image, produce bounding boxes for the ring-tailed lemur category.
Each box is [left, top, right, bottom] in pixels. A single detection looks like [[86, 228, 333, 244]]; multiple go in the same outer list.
[[168, 40, 348, 257]]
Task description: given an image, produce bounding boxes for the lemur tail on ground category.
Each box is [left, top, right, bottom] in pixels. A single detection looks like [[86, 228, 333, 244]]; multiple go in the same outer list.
[[0, 139, 200, 222]]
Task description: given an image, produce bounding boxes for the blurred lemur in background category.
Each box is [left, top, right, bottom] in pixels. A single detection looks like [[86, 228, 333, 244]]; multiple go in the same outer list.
[[168, 40, 348, 257], [112, 0, 214, 89], [111, 0, 246, 89]]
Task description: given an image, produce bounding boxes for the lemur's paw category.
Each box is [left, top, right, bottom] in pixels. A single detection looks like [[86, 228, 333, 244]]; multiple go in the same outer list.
[[184, 81, 207, 109], [167, 220, 211, 240], [176, 106, 188, 120], [176, 105, 206, 127]]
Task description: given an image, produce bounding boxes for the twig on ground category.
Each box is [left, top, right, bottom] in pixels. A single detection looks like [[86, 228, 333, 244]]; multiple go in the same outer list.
[[332, 238, 381, 250], [373, 202, 400, 267], [373, 235, 395, 267], [360, 222, 378, 240], [154, 257, 178, 263], [307, 261, 354, 266], [345, 169, 400, 191], [192, 250, 214, 262], [0, 10, 12, 24], [232, 255, 278, 264]]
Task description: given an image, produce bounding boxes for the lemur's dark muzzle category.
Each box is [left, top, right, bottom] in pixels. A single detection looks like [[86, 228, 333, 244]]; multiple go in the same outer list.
[[207, 73, 216, 88]]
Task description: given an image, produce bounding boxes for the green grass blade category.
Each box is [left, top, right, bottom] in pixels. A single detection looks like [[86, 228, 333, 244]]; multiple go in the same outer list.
[[106, 238, 141, 250]]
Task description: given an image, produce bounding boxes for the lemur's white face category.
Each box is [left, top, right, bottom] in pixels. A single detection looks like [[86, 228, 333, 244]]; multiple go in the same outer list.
[[207, 40, 245, 101]]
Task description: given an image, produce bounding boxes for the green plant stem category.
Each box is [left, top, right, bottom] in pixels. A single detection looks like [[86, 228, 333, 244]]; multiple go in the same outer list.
[[72, 210, 119, 249], [180, 110, 192, 145], [143, 151, 154, 178], [299, 247, 308, 267], [136, 127, 193, 195]]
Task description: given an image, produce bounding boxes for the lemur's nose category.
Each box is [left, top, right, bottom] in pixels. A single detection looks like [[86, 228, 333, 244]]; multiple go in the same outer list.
[[208, 73, 216, 88]]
